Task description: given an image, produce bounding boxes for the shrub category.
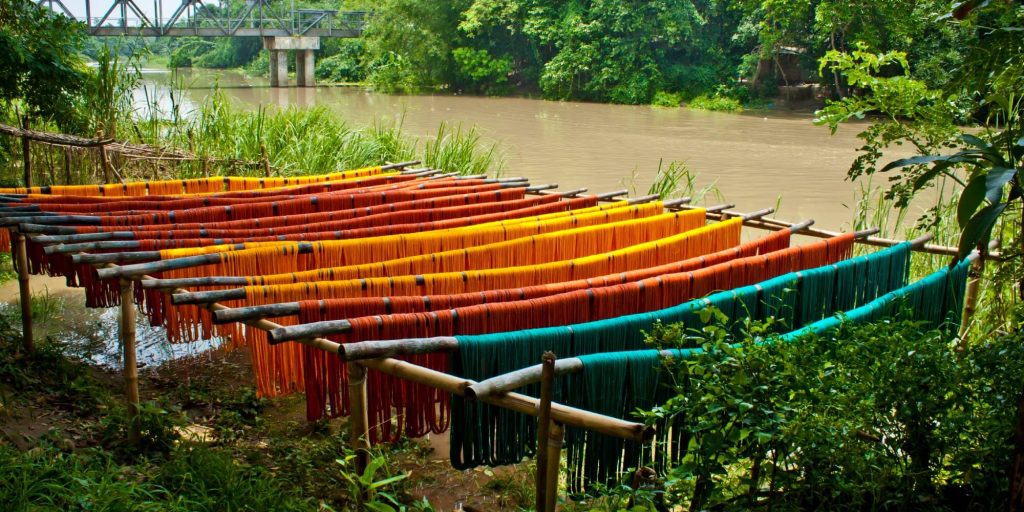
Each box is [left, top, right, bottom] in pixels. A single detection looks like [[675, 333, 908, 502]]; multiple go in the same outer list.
[[642, 313, 1024, 511], [686, 93, 743, 112], [651, 91, 683, 108], [316, 39, 367, 83]]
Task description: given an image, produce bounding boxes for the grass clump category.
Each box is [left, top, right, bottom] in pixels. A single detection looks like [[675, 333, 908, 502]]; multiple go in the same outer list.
[[0, 442, 319, 511], [423, 121, 504, 176]]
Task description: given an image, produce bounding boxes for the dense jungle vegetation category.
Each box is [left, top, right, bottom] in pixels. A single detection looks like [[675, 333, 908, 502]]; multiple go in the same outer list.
[[156, 0, 974, 107]]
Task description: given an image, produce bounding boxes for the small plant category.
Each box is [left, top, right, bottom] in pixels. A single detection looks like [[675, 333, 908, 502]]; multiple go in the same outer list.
[[28, 288, 63, 323], [337, 450, 413, 511], [483, 464, 535, 508], [100, 400, 184, 459]]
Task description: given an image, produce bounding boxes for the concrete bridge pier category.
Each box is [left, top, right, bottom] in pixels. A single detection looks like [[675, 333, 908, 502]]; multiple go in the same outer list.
[[296, 50, 315, 87], [264, 36, 320, 88]]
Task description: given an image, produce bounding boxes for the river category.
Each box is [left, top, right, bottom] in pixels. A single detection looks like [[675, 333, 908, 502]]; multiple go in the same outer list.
[[140, 68, 915, 233]]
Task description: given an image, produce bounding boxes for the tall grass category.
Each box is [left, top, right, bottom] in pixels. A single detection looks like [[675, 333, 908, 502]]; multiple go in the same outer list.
[[423, 121, 504, 176], [621, 159, 722, 204]]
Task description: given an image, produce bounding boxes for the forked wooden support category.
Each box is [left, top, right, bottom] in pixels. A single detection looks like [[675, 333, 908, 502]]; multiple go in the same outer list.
[[535, 352, 556, 512]]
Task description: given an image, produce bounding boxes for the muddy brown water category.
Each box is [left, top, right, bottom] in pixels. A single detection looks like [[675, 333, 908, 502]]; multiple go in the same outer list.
[[141, 68, 920, 231]]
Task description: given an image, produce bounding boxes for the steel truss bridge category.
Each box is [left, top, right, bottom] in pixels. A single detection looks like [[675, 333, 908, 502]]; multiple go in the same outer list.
[[36, 0, 366, 38]]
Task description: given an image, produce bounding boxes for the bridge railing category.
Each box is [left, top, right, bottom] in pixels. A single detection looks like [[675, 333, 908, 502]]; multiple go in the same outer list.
[[38, 1, 367, 37]]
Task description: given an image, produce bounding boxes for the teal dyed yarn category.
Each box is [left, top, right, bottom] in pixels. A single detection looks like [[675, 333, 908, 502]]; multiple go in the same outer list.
[[448, 243, 914, 477]]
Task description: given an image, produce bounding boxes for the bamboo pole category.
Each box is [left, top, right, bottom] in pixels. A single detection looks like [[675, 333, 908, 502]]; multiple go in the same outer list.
[[91, 266, 651, 442], [120, 278, 141, 446], [63, 147, 71, 185], [468, 358, 584, 400], [98, 138, 112, 184], [12, 231, 33, 353], [535, 352, 556, 512], [347, 361, 371, 477], [959, 250, 984, 340], [260, 144, 271, 177], [544, 421, 564, 512], [22, 116, 32, 189], [958, 240, 999, 341]]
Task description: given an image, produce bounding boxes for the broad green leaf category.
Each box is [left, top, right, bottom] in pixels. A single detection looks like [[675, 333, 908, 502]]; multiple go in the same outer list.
[[984, 167, 1016, 203], [912, 159, 959, 191], [366, 474, 408, 490], [960, 133, 991, 150], [957, 175, 986, 228], [880, 155, 948, 172], [958, 202, 1007, 259]]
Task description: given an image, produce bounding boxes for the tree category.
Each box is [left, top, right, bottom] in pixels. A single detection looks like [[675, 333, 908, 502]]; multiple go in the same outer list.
[[0, 0, 88, 129]]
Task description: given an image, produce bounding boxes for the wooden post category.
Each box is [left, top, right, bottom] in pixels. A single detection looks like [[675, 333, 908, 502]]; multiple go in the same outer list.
[[120, 278, 140, 446], [63, 147, 72, 185], [958, 248, 985, 341], [535, 352, 556, 511], [347, 362, 371, 477], [260, 144, 271, 177], [98, 136, 112, 184], [12, 231, 33, 354], [544, 421, 565, 512], [21, 116, 31, 189]]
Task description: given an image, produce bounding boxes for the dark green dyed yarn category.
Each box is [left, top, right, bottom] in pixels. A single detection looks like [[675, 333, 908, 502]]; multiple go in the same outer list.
[[569, 258, 969, 490]]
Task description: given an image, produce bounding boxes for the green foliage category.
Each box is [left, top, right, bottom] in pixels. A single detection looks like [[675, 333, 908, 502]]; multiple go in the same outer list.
[[156, 444, 316, 511], [337, 451, 412, 511], [212, 388, 265, 443], [815, 2, 1023, 309], [687, 93, 743, 112], [0, 314, 107, 416], [0, 0, 88, 129], [422, 121, 504, 176], [364, 0, 462, 93], [0, 442, 319, 511], [99, 401, 185, 460], [86, 43, 142, 139], [158, 90, 419, 176], [167, 37, 261, 70], [317, 39, 368, 83], [451, 47, 512, 95], [650, 91, 683, 108], [647, 159, 693, 199], [643, 313, 1024, 510], [167, 38, 212, 69]]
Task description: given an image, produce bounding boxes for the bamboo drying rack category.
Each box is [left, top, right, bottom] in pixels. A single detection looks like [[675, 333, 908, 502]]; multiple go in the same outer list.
[[3, 164, 992, 511]]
